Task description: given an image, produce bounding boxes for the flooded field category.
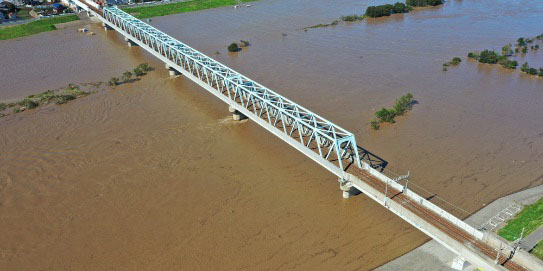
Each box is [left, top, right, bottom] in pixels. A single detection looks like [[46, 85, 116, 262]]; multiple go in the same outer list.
[[1, 0, 543, 270]]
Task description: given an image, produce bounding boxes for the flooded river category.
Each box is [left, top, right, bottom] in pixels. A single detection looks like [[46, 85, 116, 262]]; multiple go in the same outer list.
[[1, 0, 543, 270]]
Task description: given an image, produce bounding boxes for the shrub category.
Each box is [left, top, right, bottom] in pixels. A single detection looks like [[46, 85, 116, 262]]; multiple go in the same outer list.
[[393, 93, 415, 115], [478, 50, 500, 64], [137, 63, 153, 72], [341, 15, 364, 22], [502, 44, 513, 56], [0, 103, 7, 111], [517, 37, 526, 47], [55, 94, 76, 105], [527, 68, 538, 75], [19, 99, 39, 109], [122, 71, 133, 82], [370, 119, 380, 130], [467, 52, 478, 59], [521, 62, 529, 72], [227, 42, 240, 52], [522, 46, 528, 54], [499, 59, 518, 69], [133, 67, 145, 77], [539, 68, 543, 77], [239, 40, 251, 47], [450, 57, 461, 65], [375, 108, 396, 123], [108, 77, 120, 86]]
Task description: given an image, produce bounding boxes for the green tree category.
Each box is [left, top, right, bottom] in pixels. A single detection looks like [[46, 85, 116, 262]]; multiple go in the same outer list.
[[227, 42, 240, 52], [393, 2, 409, 13]]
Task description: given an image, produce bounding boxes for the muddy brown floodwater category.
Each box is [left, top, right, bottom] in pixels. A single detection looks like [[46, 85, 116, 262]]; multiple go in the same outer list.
[[1, 0, 543, 270]]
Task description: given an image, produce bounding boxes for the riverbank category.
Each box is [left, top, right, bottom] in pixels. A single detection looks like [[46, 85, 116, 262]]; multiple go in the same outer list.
[[123, 0, 257, 19], [0, 14, 79, 40], [376, 185, 543, 271]]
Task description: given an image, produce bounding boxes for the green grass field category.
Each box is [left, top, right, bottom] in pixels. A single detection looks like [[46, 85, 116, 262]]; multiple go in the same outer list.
[[498, 198, 543, 241], [0, 15, 79, 40], [123, 0, 257, 19], [532, 240, 543, 259]]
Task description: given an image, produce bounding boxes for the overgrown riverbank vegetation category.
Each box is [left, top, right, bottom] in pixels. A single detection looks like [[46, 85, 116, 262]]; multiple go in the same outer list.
[[467, 33, 543, 78], [370, 93, 415, 130], [304, 0, 444, 30], [0, 64, 153, 118], [498, 198, 543, 241], [123, 0, 257, 19], [0, 15, 79, 40]]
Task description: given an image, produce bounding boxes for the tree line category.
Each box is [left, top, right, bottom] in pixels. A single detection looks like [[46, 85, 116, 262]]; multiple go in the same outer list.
[[365, 0, 443, 18]]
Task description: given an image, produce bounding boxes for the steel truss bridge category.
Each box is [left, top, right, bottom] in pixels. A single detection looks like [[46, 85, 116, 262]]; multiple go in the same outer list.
[[66, 1, 542, 270]]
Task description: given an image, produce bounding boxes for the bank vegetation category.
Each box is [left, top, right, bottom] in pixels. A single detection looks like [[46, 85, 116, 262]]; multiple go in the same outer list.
[[123, 0, 257, 19], [0, 15, 79, 40]]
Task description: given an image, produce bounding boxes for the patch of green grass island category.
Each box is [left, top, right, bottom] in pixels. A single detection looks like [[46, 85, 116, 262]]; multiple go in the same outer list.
[[0, 15, 79, 40], [123, 0, 257, 19], [498, 198, 543, 241]]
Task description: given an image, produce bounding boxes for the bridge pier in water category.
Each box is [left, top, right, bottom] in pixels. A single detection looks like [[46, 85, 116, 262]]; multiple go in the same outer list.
[[101, 22, 112, 31], [124, 37, 138, 47], [165, 64, 180, 76], [339, 178, 355, 199], [229, 105, 246, 121]]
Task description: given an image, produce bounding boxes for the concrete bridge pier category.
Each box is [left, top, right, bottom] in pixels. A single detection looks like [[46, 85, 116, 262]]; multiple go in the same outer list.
[[339, 178, 354, 199], [451, 256, 468, 270], [102, 22, 113, 31], [124, 37, 138, 47], [229, 105, 247, 121], [164, 64, 180, 76]]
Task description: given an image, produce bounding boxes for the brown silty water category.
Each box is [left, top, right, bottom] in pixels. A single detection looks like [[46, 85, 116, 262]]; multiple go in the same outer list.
[[1, 0, 543, 270]]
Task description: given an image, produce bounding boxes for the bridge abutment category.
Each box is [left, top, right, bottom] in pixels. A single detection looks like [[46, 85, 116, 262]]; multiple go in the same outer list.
[[451, 256, 468, 270], [229, 105, 247, 121]]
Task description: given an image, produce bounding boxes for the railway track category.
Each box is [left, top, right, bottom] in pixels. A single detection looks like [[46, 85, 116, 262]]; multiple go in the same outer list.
[[347, 167, 527, 271]]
